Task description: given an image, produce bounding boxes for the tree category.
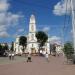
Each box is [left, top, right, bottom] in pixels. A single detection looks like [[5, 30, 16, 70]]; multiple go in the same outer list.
[[0, 43, 9, 56], [11, 42, 14, 52], [19, 36, 27, 52], [0, 44, 3, 56], [63, 42, 74, 60], [3, 43, 9, 51], [36, 31, 48, 51]]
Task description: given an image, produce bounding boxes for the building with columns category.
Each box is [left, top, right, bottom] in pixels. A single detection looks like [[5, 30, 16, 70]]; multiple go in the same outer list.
[[14, 14, 50, 54]]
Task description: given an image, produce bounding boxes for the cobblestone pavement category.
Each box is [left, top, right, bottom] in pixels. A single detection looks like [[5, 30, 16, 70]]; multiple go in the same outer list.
[[0, 55, 75, 75]]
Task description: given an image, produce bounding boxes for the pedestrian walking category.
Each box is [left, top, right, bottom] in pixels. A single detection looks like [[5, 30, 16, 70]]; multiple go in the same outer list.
[[27, 53, 32, 62], [40, 50, 43, 56], [43, 50, 46, 56], [8, 52, 12, 60], [12, 52, 15, 60], [45, 52, 49, 62]]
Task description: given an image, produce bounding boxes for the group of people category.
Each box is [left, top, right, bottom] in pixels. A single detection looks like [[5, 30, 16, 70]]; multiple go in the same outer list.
[[8, 51, 15, 60], [8, 45, 62, 62], [56, 45, 62, 56], [26, 51, 49, 62], [51, 44, 62, 56], [39, 50, 49, 62]]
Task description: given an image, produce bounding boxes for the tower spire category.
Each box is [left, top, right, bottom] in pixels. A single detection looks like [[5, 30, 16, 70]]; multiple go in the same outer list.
[[29, 14, 36, 32]]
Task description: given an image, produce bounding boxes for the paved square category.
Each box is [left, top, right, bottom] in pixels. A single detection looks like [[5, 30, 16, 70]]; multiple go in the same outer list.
[[0, 55, 75, 75]]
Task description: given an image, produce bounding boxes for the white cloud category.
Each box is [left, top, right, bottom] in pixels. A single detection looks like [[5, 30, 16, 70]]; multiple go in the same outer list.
[[0, 25, 7, 32], [0, 0, 24, 38], [53, 0, 71, 16], [43, 27, 50, 32], [13, 33, 21, 38], [7, 12, 24, 26], [72, 0, 75, 8], [13, 34, 18, 38], [0, 12, 23, 37], [0, 13, 6, 24], [50, 36, 60, 41], [49, 36, 61, 45], [0, 31, 9, 38], [18, 28, 24, 32], [0, 0, 9, 12]]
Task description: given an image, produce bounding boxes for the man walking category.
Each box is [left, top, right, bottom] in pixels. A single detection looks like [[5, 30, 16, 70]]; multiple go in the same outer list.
[[27, 53, 32, 62], [45, 52, 49, 62]]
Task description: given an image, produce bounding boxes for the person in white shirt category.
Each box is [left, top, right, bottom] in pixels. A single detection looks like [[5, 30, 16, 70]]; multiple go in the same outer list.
[[43, 50, 46, 56], [40, 50, 43, 56], [40, 50, 42, 54], [45, 52, 49, 62], [12, 52, 15, 60], [9, 52, 12, 60]]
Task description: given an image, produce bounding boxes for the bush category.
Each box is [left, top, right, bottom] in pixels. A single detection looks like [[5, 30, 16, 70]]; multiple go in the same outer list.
[[63, 42, 74, 60], [72, 55, 75, 64]]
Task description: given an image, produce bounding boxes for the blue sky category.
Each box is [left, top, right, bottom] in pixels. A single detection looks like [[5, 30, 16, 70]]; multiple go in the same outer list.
[[0, 0, 72, 43]]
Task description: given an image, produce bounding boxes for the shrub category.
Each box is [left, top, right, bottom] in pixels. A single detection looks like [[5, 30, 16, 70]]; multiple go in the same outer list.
[[63, 42, 74, 59]]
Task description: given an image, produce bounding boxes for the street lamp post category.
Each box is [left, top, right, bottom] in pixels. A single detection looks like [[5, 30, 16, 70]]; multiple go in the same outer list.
[[71, 0, 75, 53]]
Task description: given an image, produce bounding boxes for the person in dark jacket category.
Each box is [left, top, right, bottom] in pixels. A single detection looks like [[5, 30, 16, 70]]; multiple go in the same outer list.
[[27, 53, 32, 62]]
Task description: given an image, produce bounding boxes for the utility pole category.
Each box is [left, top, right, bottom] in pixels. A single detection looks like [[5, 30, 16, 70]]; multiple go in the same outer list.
[[61, 27, 64, 47], [71, 0, 75, 53]]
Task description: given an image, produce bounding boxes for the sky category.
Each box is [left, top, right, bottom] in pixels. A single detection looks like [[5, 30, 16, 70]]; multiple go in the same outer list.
[[0, 0, 73, 44]]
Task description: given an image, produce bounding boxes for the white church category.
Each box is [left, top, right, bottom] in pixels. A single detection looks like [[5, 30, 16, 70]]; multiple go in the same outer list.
[[14, 14, 50, 54]]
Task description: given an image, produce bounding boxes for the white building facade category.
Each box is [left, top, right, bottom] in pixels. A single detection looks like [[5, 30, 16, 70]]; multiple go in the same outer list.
[[14, 14, 50, 54]]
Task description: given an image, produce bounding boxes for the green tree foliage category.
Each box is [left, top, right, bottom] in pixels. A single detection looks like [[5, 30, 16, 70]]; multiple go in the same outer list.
[[0, 44, 3, 56], [19, 36, 27, 52], [36, 31, 48, 48], [3, 43, 9, 50], [11, 42, 14, 52], [63, 42, 74, 59], [0, 43, 9, 56]]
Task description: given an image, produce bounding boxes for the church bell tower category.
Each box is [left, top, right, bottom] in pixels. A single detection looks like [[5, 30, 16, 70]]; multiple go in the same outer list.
[[29, 14, 36, 32], [28, 14, 37, 41], [27, 14, 38, 53]]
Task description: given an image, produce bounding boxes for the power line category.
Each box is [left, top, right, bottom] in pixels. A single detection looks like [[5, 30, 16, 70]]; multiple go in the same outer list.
[[13, 0, 72, 42], [61, 0, 68, 44]]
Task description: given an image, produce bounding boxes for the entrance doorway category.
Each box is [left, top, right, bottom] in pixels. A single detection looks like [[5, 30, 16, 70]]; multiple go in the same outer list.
[[31, 48, 36, 54]]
